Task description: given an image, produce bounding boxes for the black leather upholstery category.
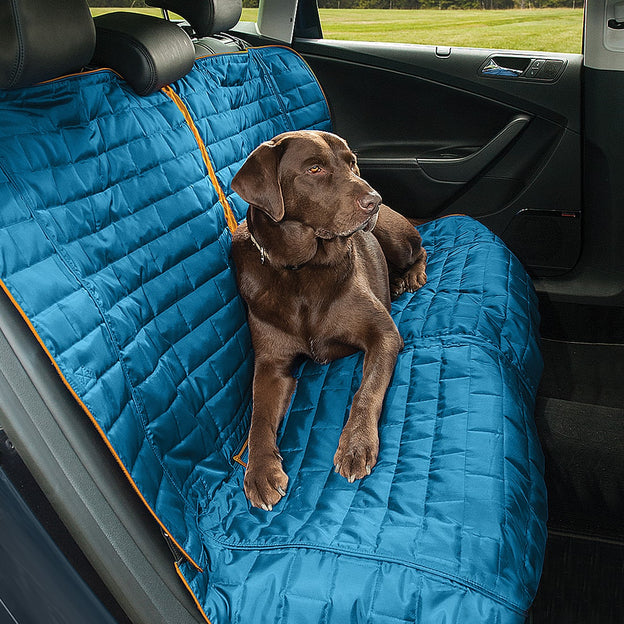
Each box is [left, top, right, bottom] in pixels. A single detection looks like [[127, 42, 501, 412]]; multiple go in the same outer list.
[[0, 0, 95, 89], [146, 0, 242, 38], [92, 12, 195, 96], [194, 33, 247, 57]]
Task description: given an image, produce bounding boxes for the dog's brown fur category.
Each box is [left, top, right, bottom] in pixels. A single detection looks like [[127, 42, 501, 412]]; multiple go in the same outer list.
[[231, 130, 427, 510]]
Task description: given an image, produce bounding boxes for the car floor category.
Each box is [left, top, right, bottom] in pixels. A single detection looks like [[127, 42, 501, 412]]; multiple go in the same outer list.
[[530, 301, 624, 623], [530, 532, 624, 623]]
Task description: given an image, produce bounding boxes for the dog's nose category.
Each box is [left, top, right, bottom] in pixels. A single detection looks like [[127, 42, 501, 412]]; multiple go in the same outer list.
[[358, 191, 382, 214]]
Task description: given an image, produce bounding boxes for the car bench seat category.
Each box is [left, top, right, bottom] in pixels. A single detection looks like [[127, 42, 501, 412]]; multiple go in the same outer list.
[[0, 1, 547, 623]]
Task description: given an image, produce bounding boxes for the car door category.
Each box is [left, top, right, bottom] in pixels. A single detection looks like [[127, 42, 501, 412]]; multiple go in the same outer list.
[[287, 7, 583, 280]]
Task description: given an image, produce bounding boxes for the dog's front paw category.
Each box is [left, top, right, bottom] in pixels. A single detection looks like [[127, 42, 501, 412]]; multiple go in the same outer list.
[[392, 259, 427, 298], [408, 261, 427, 290], [333, 423, 379, 483], [244, 457, 288, 511]]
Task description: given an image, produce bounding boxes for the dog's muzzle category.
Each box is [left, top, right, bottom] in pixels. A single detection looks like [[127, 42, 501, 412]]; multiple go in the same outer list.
[[362, 211, 379, 232]]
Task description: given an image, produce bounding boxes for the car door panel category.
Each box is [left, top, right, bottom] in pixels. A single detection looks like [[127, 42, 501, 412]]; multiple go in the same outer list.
[[295, 39, 582, 277]]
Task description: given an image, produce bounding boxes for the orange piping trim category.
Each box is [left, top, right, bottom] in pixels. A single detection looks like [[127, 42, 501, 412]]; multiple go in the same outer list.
[[232, 438, 248, 468], [0, 277, 202, 572], [36, 67, 124, 86], [194, 48, 249, 62], [171, 44, 333, 235], [175, 562, 214, 624], [161, 85, 238, 234]]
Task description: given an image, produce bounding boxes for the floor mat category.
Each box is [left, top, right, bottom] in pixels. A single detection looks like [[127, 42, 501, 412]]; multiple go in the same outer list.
[[536, 337, 624, 540], [534, 337, 624, 623], [535, 396, 623, 539], [539, 338, 624, 408], [530, 532, 624, 624]]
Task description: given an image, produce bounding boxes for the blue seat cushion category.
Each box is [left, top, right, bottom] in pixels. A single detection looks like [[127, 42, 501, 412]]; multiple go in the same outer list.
[[177, 215, 546, 624]]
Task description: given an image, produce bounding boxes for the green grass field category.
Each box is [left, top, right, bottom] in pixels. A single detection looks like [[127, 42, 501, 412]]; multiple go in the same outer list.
[[313, 9, 583, 53], [92, 8, 583, 55]]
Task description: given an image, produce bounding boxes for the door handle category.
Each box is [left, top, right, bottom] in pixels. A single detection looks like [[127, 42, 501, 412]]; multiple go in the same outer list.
[[416, 114, 531, 183]]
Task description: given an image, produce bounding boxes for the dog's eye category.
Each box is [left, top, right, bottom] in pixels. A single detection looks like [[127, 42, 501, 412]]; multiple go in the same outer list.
[[308, 165, 322, 174]]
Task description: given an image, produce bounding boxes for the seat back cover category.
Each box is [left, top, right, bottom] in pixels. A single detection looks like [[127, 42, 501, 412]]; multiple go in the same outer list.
[[0, 46, 331, 565]]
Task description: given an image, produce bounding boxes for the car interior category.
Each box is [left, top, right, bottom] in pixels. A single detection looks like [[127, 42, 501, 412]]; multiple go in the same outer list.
[[0, 0, 622, 622]]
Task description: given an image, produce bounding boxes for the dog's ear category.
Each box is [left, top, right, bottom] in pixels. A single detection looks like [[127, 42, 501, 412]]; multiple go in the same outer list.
[[232, 141, 284, 222]]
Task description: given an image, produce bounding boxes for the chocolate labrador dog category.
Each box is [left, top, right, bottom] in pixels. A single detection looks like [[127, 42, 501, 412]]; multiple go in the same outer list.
[[231, 130, 427, 511]]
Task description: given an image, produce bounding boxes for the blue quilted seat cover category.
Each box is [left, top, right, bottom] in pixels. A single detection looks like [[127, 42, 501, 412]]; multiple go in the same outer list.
[[173, 47, 333, 222], [0, 46, 546, 624]]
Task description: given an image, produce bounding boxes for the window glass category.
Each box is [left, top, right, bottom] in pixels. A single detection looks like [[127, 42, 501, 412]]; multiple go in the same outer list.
[[88, 1, 163, 17], [315, 3, 584, 54], [241, 6, 260, 23], [89, 1, 258, 23]]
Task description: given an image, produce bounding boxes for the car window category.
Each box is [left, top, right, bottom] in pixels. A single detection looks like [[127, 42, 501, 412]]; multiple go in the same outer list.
[[88, 1, 164, 17], [241, 5, 260, 23], [314, 5, 584, 54], [89, 1, 259, 24]]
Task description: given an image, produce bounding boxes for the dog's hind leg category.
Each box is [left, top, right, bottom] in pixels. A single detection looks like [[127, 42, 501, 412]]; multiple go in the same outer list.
[[372, 204, 427, 297]]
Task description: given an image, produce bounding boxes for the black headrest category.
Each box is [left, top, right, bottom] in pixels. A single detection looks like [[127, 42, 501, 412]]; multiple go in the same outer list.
[[146, 0, 242, 38], [0, 0, 95, 89], [92, 12, 195, 96]]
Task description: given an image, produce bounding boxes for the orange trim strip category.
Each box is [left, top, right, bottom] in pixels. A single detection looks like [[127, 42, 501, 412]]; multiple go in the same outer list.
[[0, 278, 202, 572], [161, 85, 238, 234], [194, 48, 249, 62], [37, 67, 124, 86], [233, 438, 248, 468], [175, 562, 214, 624]]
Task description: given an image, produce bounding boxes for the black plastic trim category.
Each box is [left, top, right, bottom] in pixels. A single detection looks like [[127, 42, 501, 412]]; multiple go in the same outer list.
[[417, 114, 531, 183], [0, 289, 205, 624], [294, 39, 582, 133], [0, 468, 118, 623]]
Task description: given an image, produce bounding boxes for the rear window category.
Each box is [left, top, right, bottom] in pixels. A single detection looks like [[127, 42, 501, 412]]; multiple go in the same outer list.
[[89, 1, 161, 17], [89, 1, 260, 27]]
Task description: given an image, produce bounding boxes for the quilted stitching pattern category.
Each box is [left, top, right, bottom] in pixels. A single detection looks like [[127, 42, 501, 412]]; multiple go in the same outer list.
[[0, 46, 334, 568], [0, 46, 546, 623], [0, 67, 252, 564], [186, 218, 546, 623], [182, 548, 526, 624], [173, 48, 332, 222], [391, 218, 542, 393]]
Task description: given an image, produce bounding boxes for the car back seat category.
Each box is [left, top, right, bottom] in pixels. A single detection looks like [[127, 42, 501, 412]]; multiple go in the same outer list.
[[0, 1, 547, 623]]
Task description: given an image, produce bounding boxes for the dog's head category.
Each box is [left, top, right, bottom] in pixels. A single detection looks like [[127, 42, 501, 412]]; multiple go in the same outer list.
[[232, 131, 381, 243]]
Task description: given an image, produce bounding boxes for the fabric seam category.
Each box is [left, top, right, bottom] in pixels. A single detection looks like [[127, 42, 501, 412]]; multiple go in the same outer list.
[[0, 275, 203, 572], [0, 151, 203, 573], [161, 84, 238, 234], [8, 0, 23, 88], [201, 534, 528, 617]]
